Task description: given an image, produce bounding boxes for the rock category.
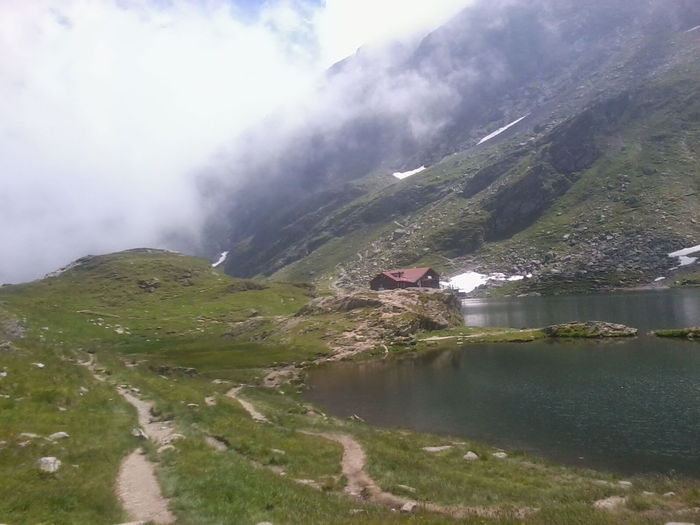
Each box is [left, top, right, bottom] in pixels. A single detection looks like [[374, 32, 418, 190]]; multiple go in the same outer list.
[[32, 362, 46, 369], [19, 432, 41, 439], [255, 522, 274, 525], [664, 523, 696, 525], [271, 449, 286, 455], [186, 403, 199, 408], [463, 451, 479, 461], [422, 445, 453, 453], [618, 481, 633, 489], [400, 501, 417, 513], [492, 452, 508, 459], [37, 456, 62, 473], [131, 427, 147, 439], [157, 444, 176, 454], [543, 321, 638, 338], [593, 496, 626, 510], [48, 432, 70, 441], [663, 491, 677, 497]]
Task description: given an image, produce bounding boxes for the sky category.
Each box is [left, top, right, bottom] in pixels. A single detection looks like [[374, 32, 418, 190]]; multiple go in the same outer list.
[[0, 0, 472, 284]]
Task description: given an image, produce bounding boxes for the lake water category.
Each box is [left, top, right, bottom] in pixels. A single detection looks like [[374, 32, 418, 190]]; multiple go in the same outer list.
[[305, 289, 700, 476]]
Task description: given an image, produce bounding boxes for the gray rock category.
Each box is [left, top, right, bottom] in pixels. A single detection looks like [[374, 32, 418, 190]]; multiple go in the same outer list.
[[48, 432, 70, 441], [400, 501, 417, 513], [422, 445, 453, 453], [19, 432, 41, 439], [463, 451, 479, 461], [618, 480, 633, 489], [492, 452, 508, 459], [131, 427, 147, 439], [37, 456, 61, 473]]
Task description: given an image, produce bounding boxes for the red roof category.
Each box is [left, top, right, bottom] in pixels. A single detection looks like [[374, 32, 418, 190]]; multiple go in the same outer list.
[[380, 267, 434, 283]]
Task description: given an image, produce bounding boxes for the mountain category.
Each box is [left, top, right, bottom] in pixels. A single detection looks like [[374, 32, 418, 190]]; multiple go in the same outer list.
[[203, 0, 700, 294]]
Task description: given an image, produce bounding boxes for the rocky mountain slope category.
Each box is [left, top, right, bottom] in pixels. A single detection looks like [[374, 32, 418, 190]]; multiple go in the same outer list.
[[204, 0, 700, 294]]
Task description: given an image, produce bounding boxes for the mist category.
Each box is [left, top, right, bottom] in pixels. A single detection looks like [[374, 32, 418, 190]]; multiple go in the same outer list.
[[0, 0, 471, 284]]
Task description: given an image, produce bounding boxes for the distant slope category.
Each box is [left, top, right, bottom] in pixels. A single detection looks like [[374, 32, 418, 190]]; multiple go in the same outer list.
[[205, 0, 700, 293]]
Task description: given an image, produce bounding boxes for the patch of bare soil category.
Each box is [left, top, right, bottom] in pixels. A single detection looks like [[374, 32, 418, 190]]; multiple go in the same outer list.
[[225, 386, 270, 423]]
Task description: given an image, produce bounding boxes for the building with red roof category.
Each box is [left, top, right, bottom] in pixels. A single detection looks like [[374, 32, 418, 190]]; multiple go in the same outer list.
[[369, 268, 441, 291]]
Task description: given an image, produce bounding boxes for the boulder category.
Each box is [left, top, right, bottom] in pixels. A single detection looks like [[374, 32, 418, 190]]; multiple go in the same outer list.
[[463, 451, 479, 461], [400, 501, 417, 513]]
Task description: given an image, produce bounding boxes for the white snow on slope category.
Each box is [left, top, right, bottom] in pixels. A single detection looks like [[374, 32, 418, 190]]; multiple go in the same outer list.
[[686, 25, 700, 33], [477, 115, 528, 145], [444, 271, 528, 294], [669, 244, 700, 267], [212, 251, 229, 268], [393, 166, 426, 180]]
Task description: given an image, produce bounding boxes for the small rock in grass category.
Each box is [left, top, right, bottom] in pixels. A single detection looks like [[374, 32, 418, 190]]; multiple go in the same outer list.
[[397, 484, 416, 493], [186, 403, 199, 408], [37, 456, 61, 473], [664, 492, 677, 497], [400, 501, 417, 513], [492, 452, 508, 459], [48, 432, 70, 441], [32, 363, 45, 369], [18, 441, 31, 447], [271, 449, 286, 455], [422, 445, 452, 453], [593, 496, 626, 510], [131, 427, 147, 439], [19, 433, 41, 439], [664, 522, 696, 525], [157, 444, 175, 454], [464, 451, 479, 461], [0, 440, 7, 447], [255, 522, 274, 525], [642, 491, 655, 496], [618, 481, 633, 489]]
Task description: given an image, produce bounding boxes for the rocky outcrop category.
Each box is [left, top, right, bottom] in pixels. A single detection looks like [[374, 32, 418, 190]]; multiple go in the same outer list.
[[543, 321, 638, 338], [653, 328, 700, 340]]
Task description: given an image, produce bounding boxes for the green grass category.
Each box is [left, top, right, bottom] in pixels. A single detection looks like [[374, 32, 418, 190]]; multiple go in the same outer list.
[[0, 341, 135, 525], [2, 250, 700, 524]]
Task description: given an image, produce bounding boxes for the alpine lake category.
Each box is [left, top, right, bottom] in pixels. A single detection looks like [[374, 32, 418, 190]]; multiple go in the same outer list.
[[305, 288, 700, 477]]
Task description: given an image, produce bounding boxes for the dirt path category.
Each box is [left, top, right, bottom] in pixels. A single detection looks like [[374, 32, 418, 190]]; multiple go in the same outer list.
[[302, 431, 534, 519], [226, 386, 270, 423], [78, 352, 176, 524], [117, 449, 176, 524]]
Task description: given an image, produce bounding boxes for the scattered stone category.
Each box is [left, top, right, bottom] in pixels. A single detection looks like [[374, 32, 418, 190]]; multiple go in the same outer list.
[[618, 481, 633, 489], [463, 451, 479, 461], [186, 403, 199, 408], [18, 441, 31, 447], [664, 492, 677, 497], [131, 427, 148, 439], [0, 440, 7, 447], [400, 501, 418, 513], [32, 362, 46, 369], [79, 386, 89, 393], [422, 445, 453, 453], [157, 444, 176, 454], [204, 396, 217, 407], [397, 484, 417, 493], [593, 496, 626, 511], [271, 449, 286, 455], [642, 491, 655, 496], [19, 432, 41, 439], [48, 432, 70, 441], [492, 452, 508, 459], [255, 522, 274, 525], [348, 414, 365, 423], [37, 456, 62, 473], [664, 522, 696, 525]]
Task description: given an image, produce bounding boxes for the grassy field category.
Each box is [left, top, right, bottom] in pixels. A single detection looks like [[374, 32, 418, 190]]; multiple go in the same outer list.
[[1, 249, 699, 524]]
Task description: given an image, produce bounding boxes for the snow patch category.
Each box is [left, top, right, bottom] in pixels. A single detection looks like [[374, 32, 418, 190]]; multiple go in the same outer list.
[[477, 115, 528, 145], [444, 271, 529, 294], [212, 251, 229, 268], [668, 244, 700, 267], [393, 166, 426, 180], [685, 25, 700, 33]]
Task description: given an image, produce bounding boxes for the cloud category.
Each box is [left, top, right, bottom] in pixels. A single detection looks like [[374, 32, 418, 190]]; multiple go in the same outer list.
[[0, 0, 472, 283]]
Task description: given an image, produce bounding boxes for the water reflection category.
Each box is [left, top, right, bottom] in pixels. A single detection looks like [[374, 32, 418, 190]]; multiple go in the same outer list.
[[307, 289, 700, 476]]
